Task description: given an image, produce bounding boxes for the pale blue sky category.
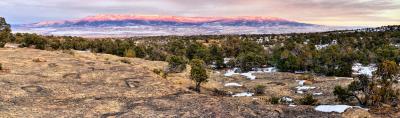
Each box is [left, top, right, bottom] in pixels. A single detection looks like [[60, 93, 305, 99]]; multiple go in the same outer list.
[[1, 0, 399, 26]]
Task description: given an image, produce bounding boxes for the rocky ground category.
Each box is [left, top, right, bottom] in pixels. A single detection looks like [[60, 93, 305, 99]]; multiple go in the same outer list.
[[0, 47, 397, 117]]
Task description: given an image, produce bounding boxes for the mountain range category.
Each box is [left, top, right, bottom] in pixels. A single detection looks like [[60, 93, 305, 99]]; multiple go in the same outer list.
[[13, 15, 354, 37]]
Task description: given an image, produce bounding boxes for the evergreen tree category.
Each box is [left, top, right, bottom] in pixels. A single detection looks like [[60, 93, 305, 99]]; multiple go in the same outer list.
[[190, 59, 208, 92]]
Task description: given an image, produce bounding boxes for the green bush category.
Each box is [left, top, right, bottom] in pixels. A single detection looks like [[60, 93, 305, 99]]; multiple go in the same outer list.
[[0, 17, 12, 47], [270, 97, 280, 104], [333, 86, 352, 103], [167, 55, 188, 73], [254, 84, 266, 95], [298, 94, 318, 105], [190, 59, 208, 92], [236, 52, 266, 72]]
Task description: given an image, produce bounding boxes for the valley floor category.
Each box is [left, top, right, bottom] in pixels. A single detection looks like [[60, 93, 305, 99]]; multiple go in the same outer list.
[[0, 48, 397, 117]]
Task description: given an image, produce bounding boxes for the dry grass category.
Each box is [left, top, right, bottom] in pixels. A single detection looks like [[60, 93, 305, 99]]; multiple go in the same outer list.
[[0, 48, 395, 117]]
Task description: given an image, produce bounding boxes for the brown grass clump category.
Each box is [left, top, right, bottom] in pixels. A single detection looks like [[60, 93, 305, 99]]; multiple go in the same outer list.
[[32, 57, 46, 62]]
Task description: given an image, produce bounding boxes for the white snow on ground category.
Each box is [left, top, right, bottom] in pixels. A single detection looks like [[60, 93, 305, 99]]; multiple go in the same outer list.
[[224, 67, 277, 80], [240, 72, 257, 80], [297, 91, 304, 94], [223, 58, 233, 64], [315, 40, 338, 50], [281, 96, 294, 102], [335, 77, 353, 80], [352, 63, 377, 77], [224, 68, 239, 76], [224, 83, 243, 87], [314, 105, 352, 113], [313, 92, 323, 96], [297, 80, 305, 86], [232, 92, 254, 97], [296, 86, 316, 91], [315, 44, 330, 50], [255, 67, 278, 73], [296, 80, 316, 94]]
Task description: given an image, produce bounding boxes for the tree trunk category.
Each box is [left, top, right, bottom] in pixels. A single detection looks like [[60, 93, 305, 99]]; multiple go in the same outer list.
[[353, 94, 365, 106], [195, 82, 201, 92]]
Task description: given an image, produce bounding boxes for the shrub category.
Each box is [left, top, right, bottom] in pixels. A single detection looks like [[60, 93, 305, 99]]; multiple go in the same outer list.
[[298, 94, 318, 105], [123, 49, 135, 58], [254, 84, 266, 95], [153, 68, 168, 78], [167, 55, 188, 73], [190, 59, 208, 92], [333, 61, 400, 107], [212, 88, 228, 96], [270, 96, 280, 104], [0, 17, 12, 48], [146, 48, 167, 61], [299, 74, 314, 81], [62, 50, 75, 55], [333, 85, 352, 103], [236, 52, 266, 72]]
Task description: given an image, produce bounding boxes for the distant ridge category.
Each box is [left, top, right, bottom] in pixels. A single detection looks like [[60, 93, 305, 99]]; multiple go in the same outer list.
[[13, 14, 354, 37], [28, 14, 313, 27]]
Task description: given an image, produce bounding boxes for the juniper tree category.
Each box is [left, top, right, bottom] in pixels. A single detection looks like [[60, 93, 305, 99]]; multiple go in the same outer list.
[[190, 59, 208, 92]]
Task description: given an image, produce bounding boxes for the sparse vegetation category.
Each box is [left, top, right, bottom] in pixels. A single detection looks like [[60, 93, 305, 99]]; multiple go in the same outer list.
[[167, 55, 188, 73], [123, 48, 135, 58], [334, 60, 400, 107], [212, 88, 228, 96], [270, 96, 280, 104], [298, 94, 318, 105], [254, 84, 266, 95], [0, 17, 13, 47]]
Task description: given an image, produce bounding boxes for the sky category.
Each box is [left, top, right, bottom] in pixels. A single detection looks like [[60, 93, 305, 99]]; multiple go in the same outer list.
[[0, 0, 399, 26]]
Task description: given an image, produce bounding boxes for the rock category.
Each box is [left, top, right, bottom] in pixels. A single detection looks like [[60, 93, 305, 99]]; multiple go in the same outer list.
[[21, 85, 44, 93], [342, 108, 371, 118], [48, 63, 58, 67], [125, 78, 141, 88]]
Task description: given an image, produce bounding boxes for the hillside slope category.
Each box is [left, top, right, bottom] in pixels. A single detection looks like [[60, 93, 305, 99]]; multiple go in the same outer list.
[[0, 47, 368, 117]]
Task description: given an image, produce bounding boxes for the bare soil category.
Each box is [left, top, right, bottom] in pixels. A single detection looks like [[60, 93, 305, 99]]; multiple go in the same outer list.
[[0, 48, 396, 117]]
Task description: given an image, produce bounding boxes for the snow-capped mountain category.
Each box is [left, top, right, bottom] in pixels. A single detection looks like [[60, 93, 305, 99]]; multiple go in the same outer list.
[[13, 15, 353, 37]]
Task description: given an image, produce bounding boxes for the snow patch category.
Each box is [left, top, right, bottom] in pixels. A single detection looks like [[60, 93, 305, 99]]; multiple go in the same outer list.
[[335, 77, 353, 80], [223, 58, 233, 64], [281, 96, 294, 103], [224, 68, 239, 76], [314, 105, 352, 113], [224, 83, 242, 87], [352, 63, 376, 77], [313, 92, 323, 96], [315, 44, 330, 50], [296, 86, 316, 91], [297, 80, 306, 86], [232, 92, 254, 97], [224, 67, 277, 80], [240, 72, 256, 80]]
